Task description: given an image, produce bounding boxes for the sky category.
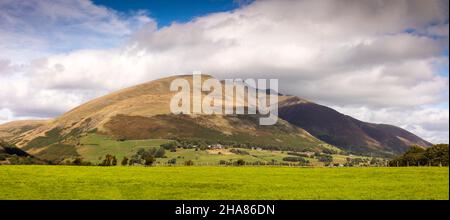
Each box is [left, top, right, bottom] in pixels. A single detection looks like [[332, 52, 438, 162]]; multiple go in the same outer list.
[[0, 0, 448, 143]]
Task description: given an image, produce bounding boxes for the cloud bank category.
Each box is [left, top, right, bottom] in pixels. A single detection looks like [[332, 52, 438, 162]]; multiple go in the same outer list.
[[0, 0, 448, 143]]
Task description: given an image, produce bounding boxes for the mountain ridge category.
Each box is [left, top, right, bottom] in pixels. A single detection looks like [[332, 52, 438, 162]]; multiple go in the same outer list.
[[278, 97, 432, 155]]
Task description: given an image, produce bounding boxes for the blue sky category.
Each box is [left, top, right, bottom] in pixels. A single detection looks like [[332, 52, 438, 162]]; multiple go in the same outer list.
[[93, 0, 248, 27]]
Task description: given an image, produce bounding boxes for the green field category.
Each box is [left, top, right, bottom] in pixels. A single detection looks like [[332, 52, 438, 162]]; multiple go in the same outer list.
[[0, 166, 447, 200], [77, 134, 171, 162], [74, 134, 372, 166]]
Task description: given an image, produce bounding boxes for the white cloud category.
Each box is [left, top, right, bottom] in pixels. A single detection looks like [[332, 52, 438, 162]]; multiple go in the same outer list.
[[0, 0, 448, 143], [0, 0, 154, 63]]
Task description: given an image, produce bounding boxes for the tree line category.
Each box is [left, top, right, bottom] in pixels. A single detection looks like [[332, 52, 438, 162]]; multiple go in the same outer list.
[[389, 144, 449, 167]]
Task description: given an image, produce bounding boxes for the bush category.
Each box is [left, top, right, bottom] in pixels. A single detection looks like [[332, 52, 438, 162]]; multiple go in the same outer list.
[[100, 154, 116, 166], [160, 142, 178, 151], [72, 157, 83, 165], [112, 156, 117, 166], [287, 152, 310, 157], [144, 156, 155, 166], [230, 149, 249, 155], [282, 157, 307, 162], [168, 158, 177, 165], [154, 147, 166, 158], [129, 154, 142, 165], [317, 154, 333, 163], [236, 159, 245, 166], [121, 157, 129, 166], [282, 156, 309, 165], [184, 160, 194, 166], [322, 149, 337, 155], [133, 147, 166, 166]]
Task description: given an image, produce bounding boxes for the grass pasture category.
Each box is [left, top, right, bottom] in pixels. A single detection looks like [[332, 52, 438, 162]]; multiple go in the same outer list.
[[0, 166, 447, 200], [75, 134, 373, 166], [77, 134, 172, 162]]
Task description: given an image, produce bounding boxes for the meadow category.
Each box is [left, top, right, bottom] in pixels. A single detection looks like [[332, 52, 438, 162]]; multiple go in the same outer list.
[[0, 166, 448, 200], [75, 134, 371, 166]]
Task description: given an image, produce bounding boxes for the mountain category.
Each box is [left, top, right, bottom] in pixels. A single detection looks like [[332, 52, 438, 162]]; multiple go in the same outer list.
[[0, 75, 333, 162], [278, 97, 432, 156], [0, 74, 431, 161]]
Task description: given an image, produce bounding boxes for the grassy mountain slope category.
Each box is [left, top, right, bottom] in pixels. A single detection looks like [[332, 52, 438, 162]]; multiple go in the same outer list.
[[2, 75, 330, 162]]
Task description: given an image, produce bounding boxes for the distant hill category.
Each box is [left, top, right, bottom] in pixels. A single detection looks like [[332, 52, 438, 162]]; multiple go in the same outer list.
[[278, 97, 432, 156]]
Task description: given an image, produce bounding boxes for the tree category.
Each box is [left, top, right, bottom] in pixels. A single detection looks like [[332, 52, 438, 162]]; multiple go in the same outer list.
[[317, 154, 333, 163], [184, 160, 194, 166], [322, 149, 337, 155], [370, 157, 378, 166], [112, 156, 117, 166], [425, 144, 449, 166], [72, 157, 83, 165], [100, 154, 114, 166], [389, 146, 427, 166], [160, 142, 178, 151], [155, 147, 166, 158], [168, 158, 177, 165], [121, 157, 129, 166], [129, 154, 141, 165], [144, 156, 155, 166]]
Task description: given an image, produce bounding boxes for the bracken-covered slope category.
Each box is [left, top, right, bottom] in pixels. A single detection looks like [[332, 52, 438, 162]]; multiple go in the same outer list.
[[278, 97, 432, 155]]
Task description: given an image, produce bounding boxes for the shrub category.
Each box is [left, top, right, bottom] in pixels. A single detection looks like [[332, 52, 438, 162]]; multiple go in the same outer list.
[[236, 159, 245, 166], [144, 156, 155, 166], [100, 154, 115, 166], [112, 156, 117, 166], [322, 149, 337, 155], [121, 157, 129, 166], [72, 157, 83, 165], [230, 149, 249, 155], [154, 147, 166, 158], [168, 158, 177, 165], [160, 142, 178, 151], [317, 154, 333, 163], [184, 160, 194, 166], [287, 152, 310, 157], [282, 156, 309, 166]]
